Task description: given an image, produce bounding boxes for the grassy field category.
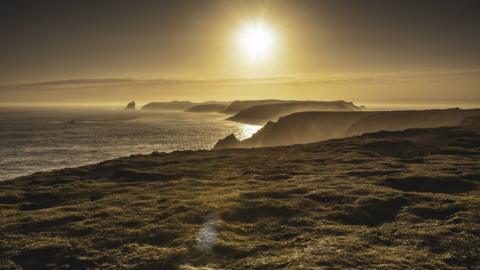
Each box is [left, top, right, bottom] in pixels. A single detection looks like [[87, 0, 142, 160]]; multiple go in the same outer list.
[[1, 125, 479, 269]]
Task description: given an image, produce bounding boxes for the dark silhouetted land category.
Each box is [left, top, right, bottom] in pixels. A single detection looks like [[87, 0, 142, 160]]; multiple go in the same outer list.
[[217, 108, 480, 149], [141, 100, 284, 113], [227, 100, 362, 125], [142, 101, 196, 110], [220, 100, 287, 114], [142, 101, 230, 111], [139, 100, 362, 119], [185, 104, 228, 113], [124, 101, 136, 110], [1, 120, 479, 269]]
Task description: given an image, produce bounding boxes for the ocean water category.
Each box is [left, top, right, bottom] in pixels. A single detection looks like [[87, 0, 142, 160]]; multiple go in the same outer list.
[[0, 107, 261, 180]]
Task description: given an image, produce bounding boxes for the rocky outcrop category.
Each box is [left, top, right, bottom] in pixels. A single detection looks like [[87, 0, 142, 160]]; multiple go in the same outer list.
[[213, 134, 240, 149], [124, 101, 135, 110]]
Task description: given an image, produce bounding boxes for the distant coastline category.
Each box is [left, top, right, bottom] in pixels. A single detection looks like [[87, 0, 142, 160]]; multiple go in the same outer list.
[[2, 100, 480, 180]]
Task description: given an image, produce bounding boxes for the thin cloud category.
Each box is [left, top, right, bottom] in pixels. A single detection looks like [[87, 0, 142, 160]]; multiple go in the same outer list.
[[1, 70, 479, 92], [0, 77, 290, 91]]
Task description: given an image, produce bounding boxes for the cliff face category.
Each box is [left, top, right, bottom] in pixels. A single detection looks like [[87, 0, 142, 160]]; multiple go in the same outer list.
[[344, 108, 473, 137], [219, 108, 480, 148], [227, 101, 363, 125]]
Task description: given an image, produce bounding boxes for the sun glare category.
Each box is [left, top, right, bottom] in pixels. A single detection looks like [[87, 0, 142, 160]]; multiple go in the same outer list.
[[238, 22, 275, 61], [237, 124, 262, 140]]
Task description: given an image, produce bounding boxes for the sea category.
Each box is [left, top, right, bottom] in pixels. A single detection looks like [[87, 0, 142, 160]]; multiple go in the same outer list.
[[0, 107, 261, 180], [2, 99, 479, 181]]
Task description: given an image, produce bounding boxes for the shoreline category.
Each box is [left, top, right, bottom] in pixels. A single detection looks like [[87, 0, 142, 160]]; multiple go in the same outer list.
[[5, 108, 480, 181], [0, 109, 248, 181], [1, 124, 479, 268]]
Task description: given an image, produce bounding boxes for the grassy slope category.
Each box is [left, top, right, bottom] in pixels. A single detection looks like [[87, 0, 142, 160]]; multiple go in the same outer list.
[[1, 125, 479, 269]]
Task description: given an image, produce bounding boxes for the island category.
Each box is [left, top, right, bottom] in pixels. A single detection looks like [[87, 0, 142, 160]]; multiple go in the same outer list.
[[142, 101, 196, 110]]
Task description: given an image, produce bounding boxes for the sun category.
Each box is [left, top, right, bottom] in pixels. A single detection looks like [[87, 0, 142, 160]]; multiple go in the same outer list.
[[237, 22, 276, 61]]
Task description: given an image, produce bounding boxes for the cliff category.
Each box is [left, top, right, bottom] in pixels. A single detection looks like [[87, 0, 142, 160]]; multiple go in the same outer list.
[[227, 100, 363, 125], [220, 100, 287, 114], [218, 108, 480, 148]]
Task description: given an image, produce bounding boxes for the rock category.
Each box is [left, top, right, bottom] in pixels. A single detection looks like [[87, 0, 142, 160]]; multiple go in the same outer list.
[[214, 134, 240, 149], [124, 101, 135, 110]]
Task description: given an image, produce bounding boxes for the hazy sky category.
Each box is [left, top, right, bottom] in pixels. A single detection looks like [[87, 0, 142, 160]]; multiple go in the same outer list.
[[1, 0, 479, 104]]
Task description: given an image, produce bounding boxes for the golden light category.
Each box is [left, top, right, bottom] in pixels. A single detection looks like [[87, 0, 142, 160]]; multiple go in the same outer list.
[[237, 124, 262, 140], [237, 22, 276, 61]]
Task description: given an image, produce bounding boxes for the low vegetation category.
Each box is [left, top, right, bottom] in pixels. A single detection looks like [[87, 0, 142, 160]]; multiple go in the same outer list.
[[1, 124, 479, 269]]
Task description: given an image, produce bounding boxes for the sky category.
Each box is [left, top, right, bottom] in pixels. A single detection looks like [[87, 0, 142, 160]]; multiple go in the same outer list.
[[1, 0, 479, 105]]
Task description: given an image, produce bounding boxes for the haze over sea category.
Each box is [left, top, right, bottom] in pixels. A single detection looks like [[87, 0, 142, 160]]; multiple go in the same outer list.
[[1, 98, 479, 181], [0, 107, 260, 180]]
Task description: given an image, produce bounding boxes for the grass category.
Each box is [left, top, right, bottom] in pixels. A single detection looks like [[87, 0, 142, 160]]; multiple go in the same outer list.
[[0, 125, 479, 269]]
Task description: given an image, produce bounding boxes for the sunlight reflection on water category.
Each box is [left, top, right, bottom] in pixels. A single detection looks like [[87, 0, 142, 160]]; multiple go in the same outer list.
[[0, 109, 265, 180], [236, 124, 262, 140]]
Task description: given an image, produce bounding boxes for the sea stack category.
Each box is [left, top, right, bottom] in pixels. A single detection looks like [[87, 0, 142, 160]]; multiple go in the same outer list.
[[124, 101, 135, 110]]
